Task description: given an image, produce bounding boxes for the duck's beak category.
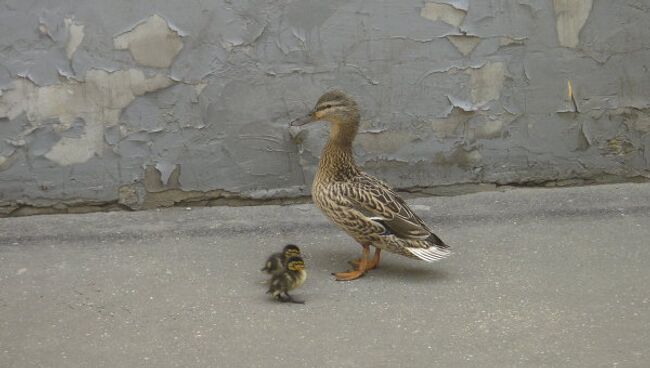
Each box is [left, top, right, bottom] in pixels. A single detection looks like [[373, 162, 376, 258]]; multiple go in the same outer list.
[[290, 111, 316, 127]]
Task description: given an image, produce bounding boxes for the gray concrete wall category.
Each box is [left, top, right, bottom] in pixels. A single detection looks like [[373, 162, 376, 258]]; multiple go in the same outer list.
[[1, 0, 649, 215]]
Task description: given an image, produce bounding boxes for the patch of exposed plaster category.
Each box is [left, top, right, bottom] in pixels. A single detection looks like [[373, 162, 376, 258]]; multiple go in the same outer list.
[[468, 62, 506, 106], [553, 0, 593, 48], [605, 108, 650, 134], [603, 136, 637, 156], [446, 95, 481, 112], [192, 81, 208, 102], [194, 81, 208, 96], [433, 146, 482, 169], [420, 2, 466, 27], [444, 63, 506, 111], [114, 15, 184, 68], [137, 165, 297, 210], [64, 18, 84, 59], [431, 107, 473, 138], [431, 109, 513, 140], [499, 37, 526, 47], [630, 111, 650, 134], [576, 121, 592, 151], [471, 119, 504, 140], [0, 70, 175, 165], [357, 131, 419, 154], [144, 165, 180, 192], [447, 35, 481, 56], [38, 23, 49, 36], [118, 185, 139, 207]]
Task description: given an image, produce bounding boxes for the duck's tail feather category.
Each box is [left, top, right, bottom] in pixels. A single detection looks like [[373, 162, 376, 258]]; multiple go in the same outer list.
[[425, 232, 449, 248], [406, 245, 451, 262]]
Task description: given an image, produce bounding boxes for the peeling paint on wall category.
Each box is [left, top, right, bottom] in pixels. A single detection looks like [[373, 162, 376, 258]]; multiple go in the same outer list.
[[64, 18, 84, 59], [0, 1, 648, 215], [553, 0, 593, 48], [155, 161, 179, 186], [0, 69, 174, 165], [447, 35, 481, 56], [114, 15, 184, 68], [420, 2, 466, 27], [431, 108, 473, 139], [472, 118, 504, 140], [357, 130, 420, 154], [433, 145, 482, 169], [499, 37, 525, 47], [468, 62, 506, 106]]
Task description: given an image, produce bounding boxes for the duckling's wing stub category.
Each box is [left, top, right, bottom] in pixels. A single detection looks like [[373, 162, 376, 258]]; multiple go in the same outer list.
[[337, 177, 448, 248]]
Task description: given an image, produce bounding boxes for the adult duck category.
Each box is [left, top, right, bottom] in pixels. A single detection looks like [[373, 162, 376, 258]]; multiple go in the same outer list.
[[290, 90, 451, 281]]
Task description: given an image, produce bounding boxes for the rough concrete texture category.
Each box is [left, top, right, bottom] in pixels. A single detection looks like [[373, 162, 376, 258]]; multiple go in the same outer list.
[[1, 1, 649, 215], [1, 183, 649, 367]]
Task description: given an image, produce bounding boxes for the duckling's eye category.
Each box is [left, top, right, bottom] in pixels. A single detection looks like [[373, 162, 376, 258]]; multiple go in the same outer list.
[[319, 104, 332, 111]]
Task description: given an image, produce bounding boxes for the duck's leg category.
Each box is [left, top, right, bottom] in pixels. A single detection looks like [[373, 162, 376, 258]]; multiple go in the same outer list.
[[367, 248, 381, 269], [333, 244, 370, 281], [349, 248, 381, 271]]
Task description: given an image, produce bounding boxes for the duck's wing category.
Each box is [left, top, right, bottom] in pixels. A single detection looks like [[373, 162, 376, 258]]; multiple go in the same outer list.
[[338, 175, 448, 249]]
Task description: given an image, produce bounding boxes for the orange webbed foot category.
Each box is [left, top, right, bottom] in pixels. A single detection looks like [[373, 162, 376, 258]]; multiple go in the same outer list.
[[348, 248, 381, 271], [333, 245, 372, 281], [332, 269, 366, 281]]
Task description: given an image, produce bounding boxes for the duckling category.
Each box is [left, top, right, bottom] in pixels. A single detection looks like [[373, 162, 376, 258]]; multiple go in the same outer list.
[[267, 256, 307, 304], [261, 244, 301, 275], [290, 90, 451, 281]]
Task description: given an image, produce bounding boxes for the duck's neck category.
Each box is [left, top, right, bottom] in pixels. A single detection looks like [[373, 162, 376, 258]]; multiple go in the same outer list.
[[318, 121, 360, 179]]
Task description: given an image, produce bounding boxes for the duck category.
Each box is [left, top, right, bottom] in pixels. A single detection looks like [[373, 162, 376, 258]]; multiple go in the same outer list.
[[267, 256, 307, 304], [261, 244, 301, 275], [290, 90, 451, 281]]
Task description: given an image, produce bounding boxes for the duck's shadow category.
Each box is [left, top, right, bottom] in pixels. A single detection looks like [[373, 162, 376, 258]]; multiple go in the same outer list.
[[369, 263, 450, 283], [306, 247, 451, 283]]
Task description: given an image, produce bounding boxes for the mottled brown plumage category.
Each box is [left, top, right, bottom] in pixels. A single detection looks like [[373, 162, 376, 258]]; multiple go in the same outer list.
[[290, 90, 451, 281]]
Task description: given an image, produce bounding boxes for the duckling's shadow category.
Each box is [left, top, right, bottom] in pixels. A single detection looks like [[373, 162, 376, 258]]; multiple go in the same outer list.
[[306, 247, 451, 283]]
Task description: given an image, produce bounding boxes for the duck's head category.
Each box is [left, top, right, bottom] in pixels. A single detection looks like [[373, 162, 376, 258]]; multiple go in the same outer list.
[[285, 256, 305, 271], [283, 244, 301, 258], [290, 90, 360, 127]]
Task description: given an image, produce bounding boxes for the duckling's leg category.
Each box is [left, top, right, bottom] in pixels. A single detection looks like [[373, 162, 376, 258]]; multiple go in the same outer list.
[[349, 248, 381, 271], [281, 292, 305, 304], [333, 244, 370, 281]]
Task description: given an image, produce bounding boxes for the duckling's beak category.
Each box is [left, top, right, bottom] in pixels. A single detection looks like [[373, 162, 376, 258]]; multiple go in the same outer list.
[[290, 111, 316, 127]]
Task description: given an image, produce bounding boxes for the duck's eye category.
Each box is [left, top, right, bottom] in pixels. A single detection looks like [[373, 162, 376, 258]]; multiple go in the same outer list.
[[319, 104, 332, 111]]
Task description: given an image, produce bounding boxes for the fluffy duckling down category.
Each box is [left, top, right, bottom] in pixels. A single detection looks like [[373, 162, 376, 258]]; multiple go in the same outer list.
[[267, 256, 306, 304], [261, 244, 301, 275]]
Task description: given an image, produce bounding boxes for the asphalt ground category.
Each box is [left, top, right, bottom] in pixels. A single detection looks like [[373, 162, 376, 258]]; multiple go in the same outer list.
[[1, 182, 649, 367]]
